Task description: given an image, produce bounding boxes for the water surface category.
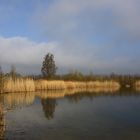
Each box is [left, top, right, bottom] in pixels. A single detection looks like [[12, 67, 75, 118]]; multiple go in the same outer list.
[[0, 90, 140, 140]]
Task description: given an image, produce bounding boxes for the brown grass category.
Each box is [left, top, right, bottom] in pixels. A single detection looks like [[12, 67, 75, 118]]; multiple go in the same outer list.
[[4, 78, 35, 93], [86, 81, 120, 88], [1, 78, 120, 93], [135, 81, 140, 91], [35, 80, 66, 90], [35, 80, 120, 90]]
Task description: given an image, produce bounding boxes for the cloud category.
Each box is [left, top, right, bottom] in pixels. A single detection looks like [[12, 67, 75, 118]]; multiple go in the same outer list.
[[0, 0, 140, 74], [0, 36, 57, 74], [0, 36, 100, 74], [0, 36, 139, 75], [33, 0, 140, 74]]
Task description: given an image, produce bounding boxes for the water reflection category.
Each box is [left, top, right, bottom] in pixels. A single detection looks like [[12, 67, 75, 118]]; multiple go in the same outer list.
[[0, 88, 139, 120], [3, 93, 35, 110], [41, 98, 57, 120], [36, 90, 66, 99], [0, 88, 140, 139], [1, 88, 140, 112], [0, 100, 5, 140], [0, 89, 140, 140]]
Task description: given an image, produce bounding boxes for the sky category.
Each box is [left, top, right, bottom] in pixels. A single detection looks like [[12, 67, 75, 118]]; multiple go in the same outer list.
[[0, 0, 140, 75]]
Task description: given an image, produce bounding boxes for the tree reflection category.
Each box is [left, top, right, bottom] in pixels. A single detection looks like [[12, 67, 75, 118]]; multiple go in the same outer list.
[[66, 92, 94, 103], [41, 98, 57, 120]]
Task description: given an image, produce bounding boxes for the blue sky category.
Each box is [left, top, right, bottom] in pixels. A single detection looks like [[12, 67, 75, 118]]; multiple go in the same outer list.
[[0, 0, 140, 74]]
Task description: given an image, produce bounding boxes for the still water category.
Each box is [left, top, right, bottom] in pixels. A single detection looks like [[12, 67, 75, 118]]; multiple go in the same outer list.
[[0, 90, 140, 140]]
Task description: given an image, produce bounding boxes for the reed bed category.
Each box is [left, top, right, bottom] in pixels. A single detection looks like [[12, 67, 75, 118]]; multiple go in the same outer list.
[[36, 80, 120, 91], [1, 78, 120, 93], [135, 81, 140, 91], [65, 81, 76, 89], [4, 78, 35, 93], [86, 81, 120, 88], [74, 82, 87, 89], [35, 80, 66, 90]]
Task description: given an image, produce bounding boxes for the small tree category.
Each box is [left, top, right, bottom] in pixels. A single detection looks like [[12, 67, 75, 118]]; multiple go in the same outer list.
[[10, 65, 17, 81], [41, 53, 57, 79]]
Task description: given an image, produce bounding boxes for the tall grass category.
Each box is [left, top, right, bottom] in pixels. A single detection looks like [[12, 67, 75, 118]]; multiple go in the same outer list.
[[35, 80, 120, 90], [86, 81, 120, 88], [0, 78, 120, 93], [135, 81, 140, 91], [35, 80, 120, 91], [4, 78, 35, 93], [35, 80, 66, 90]]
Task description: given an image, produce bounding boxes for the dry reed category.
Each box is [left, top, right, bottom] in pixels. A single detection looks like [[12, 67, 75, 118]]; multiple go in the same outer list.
[[86, 81, 120, 88], [1, 78, 120, 93], [35, 80, 66, 90], [135, 81, 140, 91], [4, 78, 35, 93]]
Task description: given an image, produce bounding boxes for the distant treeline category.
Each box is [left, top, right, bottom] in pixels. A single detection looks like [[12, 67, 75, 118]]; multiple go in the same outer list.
[[1, 65, 140, 89], [30, 71, 140, 88], [0, 52, 140, 92]]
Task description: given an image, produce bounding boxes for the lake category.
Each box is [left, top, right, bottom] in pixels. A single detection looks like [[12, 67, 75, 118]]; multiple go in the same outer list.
[[0, 90, 140, 140]]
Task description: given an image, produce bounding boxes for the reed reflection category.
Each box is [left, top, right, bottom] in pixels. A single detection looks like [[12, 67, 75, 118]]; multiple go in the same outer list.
[[38, 87, 120, 120], [3, 93, 35, 110], [0, 86, 124, 121], [36, 90, 66, 99]]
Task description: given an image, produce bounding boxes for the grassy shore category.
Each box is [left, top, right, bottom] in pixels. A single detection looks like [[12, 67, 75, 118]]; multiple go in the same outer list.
[[0, 78, 120, 93]]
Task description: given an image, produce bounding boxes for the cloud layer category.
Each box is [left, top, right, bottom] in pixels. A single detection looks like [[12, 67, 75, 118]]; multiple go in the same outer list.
[[0, 35, 139, 74], [0, 36, 98, 74], [35, 0, 140, 74], [0, 0, 140, 74], [0, 37, 57, 74]]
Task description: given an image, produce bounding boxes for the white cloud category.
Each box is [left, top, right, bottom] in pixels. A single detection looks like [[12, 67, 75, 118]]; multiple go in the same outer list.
[[0, 36, 99, 74], [0, 36, 57, 73], [0, 36, 139, 74]]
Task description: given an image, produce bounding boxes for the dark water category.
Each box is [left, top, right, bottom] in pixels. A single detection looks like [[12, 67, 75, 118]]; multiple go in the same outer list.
[[0, 90, 140, 140]]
